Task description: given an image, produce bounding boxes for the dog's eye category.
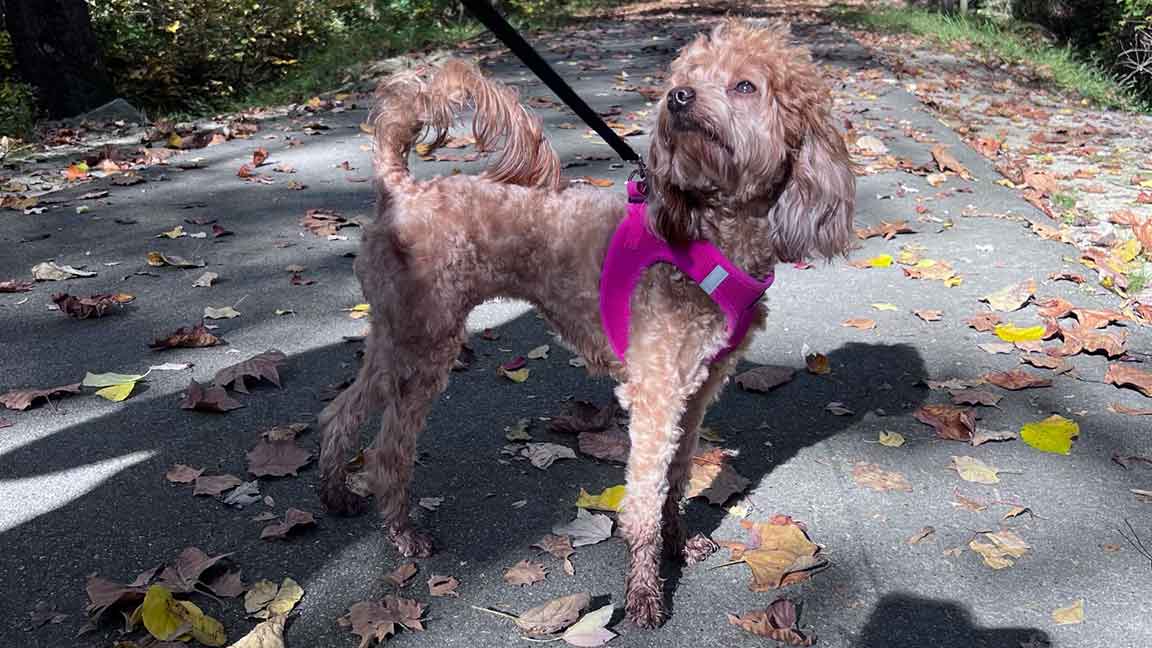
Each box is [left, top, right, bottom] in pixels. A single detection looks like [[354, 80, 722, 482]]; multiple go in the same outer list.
[[734, 80, 756, 94]]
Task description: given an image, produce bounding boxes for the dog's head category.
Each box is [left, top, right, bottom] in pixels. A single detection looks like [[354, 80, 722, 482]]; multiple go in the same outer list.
[[647, 20, 855, 262]]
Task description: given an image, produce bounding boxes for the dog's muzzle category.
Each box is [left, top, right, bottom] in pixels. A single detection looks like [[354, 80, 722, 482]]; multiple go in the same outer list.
[[667, 86, 695, 113]]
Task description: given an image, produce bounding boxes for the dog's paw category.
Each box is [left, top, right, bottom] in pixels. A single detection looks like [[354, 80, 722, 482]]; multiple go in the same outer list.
[[682, 533, 719, 565], [391, 526, 435, 558], [625, 588, 666, 629], [320, 478, 370, 516]]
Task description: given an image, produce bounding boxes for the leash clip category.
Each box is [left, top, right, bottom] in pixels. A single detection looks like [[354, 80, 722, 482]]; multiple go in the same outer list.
[[628, 160, 648, 200]]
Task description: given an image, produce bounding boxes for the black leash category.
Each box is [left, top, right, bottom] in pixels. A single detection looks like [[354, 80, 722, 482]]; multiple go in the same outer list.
[[461, 0, 645, 175]]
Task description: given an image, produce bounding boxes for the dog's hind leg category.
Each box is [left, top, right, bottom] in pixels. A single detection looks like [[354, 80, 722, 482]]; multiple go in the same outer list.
[[369, 324, 466, 558]]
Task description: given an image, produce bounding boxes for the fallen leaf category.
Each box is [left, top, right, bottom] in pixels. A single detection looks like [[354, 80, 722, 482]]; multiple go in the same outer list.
[[514, 592, 588, 636], [146, 251, 205, 268], [966, 313, 1002, 332], [340, 595, 425, 645], [878, 431, 905, 447], [52, 293, 125, 319], [552, 509, 613, 547], [994, 323, 1045, 342], [215, 350, 287, 393], [1020, 353, 1070, 372], [825, 401, 854, 416], [1020, 415, 1079, 455], [141, 585, 226, 645], [260, 508, 316, 540], [527, 344, 550, 359], [156, 546, 233, 594], [247, 438, 312, 477], [180, 380, 243, 412], [166, 464, 204, 483], [252, 148, 269, 167], [913, 309, 943, 322], [503, 560, 546, 586], [226, 614, 284, 648], [193, 272, 218, 288], [1071, 309, 1123, 329], [31, 261, 96, 281], [977, 342, 1016, 355], [720, 517, 829, 591], [533, 534, 575, 560], [577, 426, 630, 463], [1104, 363, 1152, 397], [734, 366, 795, 393], [562, 604, 616, 647], [301, 208, 357, 237], [427, 575, 459, 597], [0, 279, 34, 292], [852, 462, 912, 491], [499, 366, 530, 383], [982, 369, 1052, 390], [907, 526, 936, 544], [982, 280, 1036, 312], [969, 530, 1030, 569], [575, 485, 626, 511], [971, 428, 1018, 446], [150, 323, 221, 350], [931, 145, 972, 179], [1052, 599, 1084, 625], [872, 303, 899, 311], [385, 563, 417, 588], [1002, 506, 1033, 521], [1109, 402, 1152, 416], [687, 448, 751, 504], [244, 577, 304, 618], [193, 474, 243, 496], [856, 220, 916, 240], [222, 480, 261, 508], [0, 382, 82, 410], [805, 353, 830, 375], [1035, 297, 1074, 319], [204, 305, 241, 320], [418, 496, 443, 511], [914, 405, 975, 441], [521, 442, 577, 469], [842, 318, 877, 330], [727, 599, 814, 646], [951, 456, 1000, 484]]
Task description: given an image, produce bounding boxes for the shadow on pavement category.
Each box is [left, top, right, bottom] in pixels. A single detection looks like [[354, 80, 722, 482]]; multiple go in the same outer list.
[[855, 592, 1050, 648]]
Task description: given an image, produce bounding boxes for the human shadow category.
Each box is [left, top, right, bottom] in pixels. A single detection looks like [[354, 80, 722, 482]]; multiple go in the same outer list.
[[856, 592, 1050, 648]]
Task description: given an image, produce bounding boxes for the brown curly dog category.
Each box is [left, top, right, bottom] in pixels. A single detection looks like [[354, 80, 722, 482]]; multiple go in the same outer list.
[[318, 19, 855, 628]]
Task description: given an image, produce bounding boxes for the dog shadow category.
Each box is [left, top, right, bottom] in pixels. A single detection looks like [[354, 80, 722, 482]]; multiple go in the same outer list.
[[856, 592, 1050, 648]]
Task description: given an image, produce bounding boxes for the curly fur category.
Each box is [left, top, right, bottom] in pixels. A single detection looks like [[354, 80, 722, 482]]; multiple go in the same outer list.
[[318, 19, 855, 628]]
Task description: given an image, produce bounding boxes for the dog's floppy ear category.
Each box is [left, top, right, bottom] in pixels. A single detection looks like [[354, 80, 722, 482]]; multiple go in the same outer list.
[[646, 132, 703, 244], [768, 119, 855, 262]]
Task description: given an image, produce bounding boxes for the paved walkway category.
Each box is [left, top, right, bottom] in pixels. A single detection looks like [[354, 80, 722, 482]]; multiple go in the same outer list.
[[1, 2, 1149, 647]]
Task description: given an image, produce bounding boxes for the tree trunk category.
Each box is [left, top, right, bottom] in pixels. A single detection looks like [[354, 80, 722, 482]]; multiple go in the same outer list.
[[1, 0, 115, 119]]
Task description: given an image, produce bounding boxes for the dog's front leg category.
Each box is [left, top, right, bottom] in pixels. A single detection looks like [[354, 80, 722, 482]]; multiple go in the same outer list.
[[616, 344, 710, 628]]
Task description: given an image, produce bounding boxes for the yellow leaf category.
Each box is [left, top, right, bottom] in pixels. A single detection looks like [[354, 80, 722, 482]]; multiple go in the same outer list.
[[878, 431, 905, 447], [995, 178, 1017, 188], [1052, 599, 1084, 625], [944, 275, 963, 287], [871, 303, 899, 311], [142, 586, 184, 641], [951, 455, 1000, 484], [266, 578, 304, 617], [1114, 238, 1142, 263], [95, 382, 136, 402], [165, 20, 182, 33], [167, 133, 184, 149], [142, 585, 226, 645], [159, 225, 185, 239], [350, 303, 370, 312], [1140, 179, 1152, 188], [994, 323, 1045, 342], [1020, 415, 1079, 455], [576, 484, 626, 511], [146, 251, 166, 267], [867, 254, 893, 268], [499, 367, 530, 383]]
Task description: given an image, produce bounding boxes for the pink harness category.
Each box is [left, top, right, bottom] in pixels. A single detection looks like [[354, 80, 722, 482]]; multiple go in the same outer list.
[[599, 180, 775, 363]]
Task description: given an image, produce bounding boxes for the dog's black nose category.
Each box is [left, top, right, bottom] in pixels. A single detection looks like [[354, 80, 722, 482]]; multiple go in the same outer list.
[[668, 86, 695, 111]]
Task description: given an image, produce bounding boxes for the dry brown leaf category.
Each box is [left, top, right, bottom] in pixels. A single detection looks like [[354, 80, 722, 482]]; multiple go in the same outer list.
[[1052, 599, 1084, 625], [260, 508, 316, 540], [1022, 168, 1059, 195], [734, 366, 795, 393], [165, 464, 204, 484], [855, 220, 916, 240], [214, 350, 286, 393], [503, 560, 546, 586], [1104, 363, 1152, 397], [1071, 308, 1123, 329], [340, 595, 425, 645], [0, 279, 34, 292], [180, 380, 242, 412], [966, 312, 1002, 332], [247, 438, 312, 477], [532, 534, 575, 560], [982, 369, 1052, 390], [150, 323, 221, 350], [842, 318, 877, 330], [0, 382, 81, 411], [914, 405, 975, 441], [427, 574, 459, 597], [577, 426, 630, 463], [385, 563, 417, 588], [301, 208, 358, 237], [913, 309, 943, 322], [686, 448, 751, 505], [726, 599, 814, 646], [156, 546, 233, 594], [1035, 297, 1074, 319], [981, 280, 1036, 312], [969, 530, 1030, 569], [931, 145, 972, 179], [52, 293, 128, 319], [720, 517, 829, 591], [970, 428, 1018, 446], [514, 592, 589, 637], [193, 474, 243, 496], [1019, 353, 1070, 372], [1109, 402, 1152, 416], [852, 462, 913, 492]]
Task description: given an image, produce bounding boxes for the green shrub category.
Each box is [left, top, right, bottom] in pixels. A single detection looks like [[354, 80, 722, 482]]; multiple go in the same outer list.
[[0, 23, 36, 137]]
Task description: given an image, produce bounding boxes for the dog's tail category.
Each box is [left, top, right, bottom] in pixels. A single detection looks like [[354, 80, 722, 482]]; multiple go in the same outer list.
[[371, 60, 562, 189]]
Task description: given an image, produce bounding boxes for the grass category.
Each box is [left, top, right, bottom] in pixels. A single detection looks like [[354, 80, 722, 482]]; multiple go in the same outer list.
[[833, 5, 1146, 112]]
